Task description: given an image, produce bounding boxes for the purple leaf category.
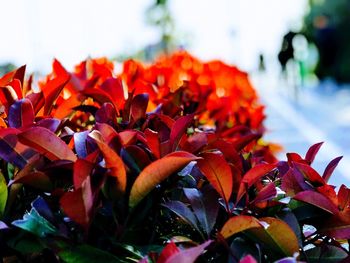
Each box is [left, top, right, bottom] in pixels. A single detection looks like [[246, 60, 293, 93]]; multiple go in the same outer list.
[[36, 118, 61, 133], [162, 200, 201, 234], [8, 98, 35, 128], [293, 190, 339, 214], [252, 182, 277, 204], [281, 168, 312, 196], [131, 93, 149, 121], [0, 221, 8, 230], [274, 257, 297, 263], [322, 156, 343, 183], [95, 102, 117, 127], [74, 131, 89, 158], [0, 128, 29, 168], [170, 114, 194, 151], [164, 240, 212, 263], [305, 142, 323, 164], [183, 188, 210, 236]]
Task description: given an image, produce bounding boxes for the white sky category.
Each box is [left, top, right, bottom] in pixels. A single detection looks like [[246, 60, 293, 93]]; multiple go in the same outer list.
[[0, 0, 308, 73]]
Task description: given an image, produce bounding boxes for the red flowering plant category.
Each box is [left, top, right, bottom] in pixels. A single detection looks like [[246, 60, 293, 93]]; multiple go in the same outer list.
[[0, 52, 348, 262]]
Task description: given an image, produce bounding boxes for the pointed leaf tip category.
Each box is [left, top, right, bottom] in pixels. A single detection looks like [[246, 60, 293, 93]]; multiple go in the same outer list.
[[129, 151, 199, 208]]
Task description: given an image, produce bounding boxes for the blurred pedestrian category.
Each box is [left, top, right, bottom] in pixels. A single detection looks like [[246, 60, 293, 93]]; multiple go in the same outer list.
[[258, 53, 266, 72], [278, 31, 297, 74]]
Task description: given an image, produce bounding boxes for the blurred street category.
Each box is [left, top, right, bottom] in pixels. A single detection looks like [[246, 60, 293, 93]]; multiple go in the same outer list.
[[253, 72, 350, 187]]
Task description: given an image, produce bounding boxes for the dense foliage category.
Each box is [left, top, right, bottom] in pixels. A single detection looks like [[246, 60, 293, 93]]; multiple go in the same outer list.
[[0, 52, 349, 262]]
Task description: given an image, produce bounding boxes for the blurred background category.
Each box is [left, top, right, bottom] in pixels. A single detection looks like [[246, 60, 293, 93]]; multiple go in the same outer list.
[[1, 0, 350, 186]]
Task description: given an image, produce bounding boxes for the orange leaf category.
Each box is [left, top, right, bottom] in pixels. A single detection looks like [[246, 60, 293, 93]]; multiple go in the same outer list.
[[220, 215, 262, 239], [248, 217, 299, 257], [129, 151, 199, 208], [197, 152, 233, 206], [89, 131, 126, 196], [18, 127, 77, 162]]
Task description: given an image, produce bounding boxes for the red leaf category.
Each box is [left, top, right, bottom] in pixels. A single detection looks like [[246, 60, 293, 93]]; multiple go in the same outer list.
[[293, 162, 325, 186], [220, 215, 262, 239], [208, 140, 242, 171], [157, 242, 180, 263], [252, 182, 277, 204], [317, 185, 338, 207], [323, 156, 343, 183], [338, 184, 350, 211], [13, 171, 52, 191], [100, 77, 125, 109], [318, 224, 350, 239], [89, 131, 126, 196], [82, 88, 115, 106], [8, 98, 35, 128], [131, 93, 149, 121], [42, 75, 70, 115], [119, 130, 138, 146], [53, 59, 83, 92], [181, 132, 207, 154], [232, 133, 260, 152], [13, 65, 26, 89], [129, 151, 199, 208], [145, 128, 160, 159], [74, 159, 95, 189], [164, 240, 212, 263], [26, 92, 45, 114], [53, 93, 82, 119], [286, 153, 306, 165], [95, 123, 121, 152], [170, 114, 194, 151], [0, 85, 19, 113], [60, 177, 93, 229], [18, 127, 77, 162], [236, 164, 275, 203], [281, 168, 312, 196], [197, 152, 233, 207], [293, 190, 339, 214], [7, 79, 23, 100], [305, 142, 323, 164]]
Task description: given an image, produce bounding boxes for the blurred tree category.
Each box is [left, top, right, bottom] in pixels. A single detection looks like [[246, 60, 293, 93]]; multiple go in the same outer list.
[[115, 0, 178, 62], [303, 0, 350, 83], [144, 0, 177, 59], [0, 63, 15, 76]]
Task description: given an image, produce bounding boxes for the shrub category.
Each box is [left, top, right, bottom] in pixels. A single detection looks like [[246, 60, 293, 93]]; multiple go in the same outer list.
[[0, 51, 348, 262]]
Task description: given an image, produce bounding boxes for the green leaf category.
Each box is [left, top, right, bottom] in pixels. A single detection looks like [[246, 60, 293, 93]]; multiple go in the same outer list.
[[304, 245, 348, 263], [248, 217, 299, 257], [0, 171, 7, 218], [12, 202, 57, 237], [7, 233, 45, 254], [58, 244, 121, 263]]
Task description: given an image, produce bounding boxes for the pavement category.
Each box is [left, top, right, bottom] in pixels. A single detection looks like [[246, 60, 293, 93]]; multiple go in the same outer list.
[[251, 71, 350, 187]]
